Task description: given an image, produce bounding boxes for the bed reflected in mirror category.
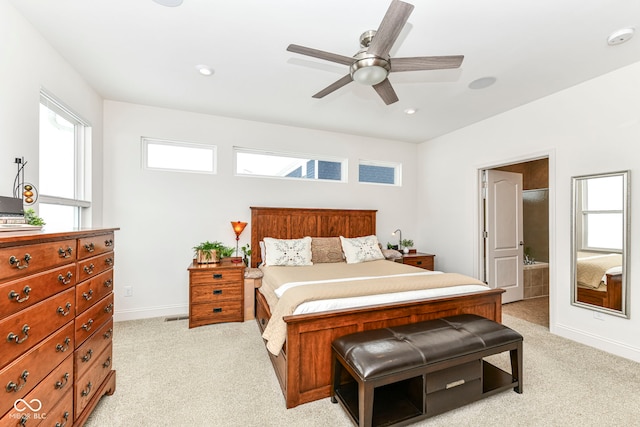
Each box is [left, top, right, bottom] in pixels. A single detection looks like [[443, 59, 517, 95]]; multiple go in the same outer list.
[[571, 171, 629, 317]]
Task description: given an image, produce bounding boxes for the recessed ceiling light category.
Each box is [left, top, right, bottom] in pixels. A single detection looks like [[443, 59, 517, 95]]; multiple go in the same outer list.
[[195, 65, 213, 76], [404, 108, 417, 115], [607, 27, 634, 46], [468, 76, 497, 90], [152, 0, 183, 6]]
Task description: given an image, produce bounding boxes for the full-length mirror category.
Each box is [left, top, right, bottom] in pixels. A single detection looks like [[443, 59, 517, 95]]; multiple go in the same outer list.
[[571, 171, 630, 317]]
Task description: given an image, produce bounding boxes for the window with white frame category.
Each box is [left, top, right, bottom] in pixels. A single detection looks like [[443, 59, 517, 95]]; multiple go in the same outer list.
[[358, 160, 401, 185], [38, 91, 91, 229], [142, 138, 216, 174], [234, 147, 346, 182], [581, 175, 624, 251]]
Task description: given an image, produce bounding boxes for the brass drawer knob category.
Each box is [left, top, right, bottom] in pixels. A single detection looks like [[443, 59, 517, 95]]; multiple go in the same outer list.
[[8, 286, 31, 303], [58, 247, 73, 259], [7, 324, 30, 344], [54, 372, 70, 389], [8, 254, 31, 270], [5, 370, 29, 393], [56, 337, 71, 353], [58, 272, 73, 285], [84, 243, 95, 253], [57, 302, 72, 317]]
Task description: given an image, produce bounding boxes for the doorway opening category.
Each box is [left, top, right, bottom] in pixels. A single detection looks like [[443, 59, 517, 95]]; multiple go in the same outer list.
[[481, 157, 550, 327]]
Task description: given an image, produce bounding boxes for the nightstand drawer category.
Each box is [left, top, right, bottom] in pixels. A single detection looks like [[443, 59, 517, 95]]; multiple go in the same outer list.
[[190, 300, 243, 324], [191, 282, 242, 304], [403, 257, 433, 270], [190, 269, 243, 286]]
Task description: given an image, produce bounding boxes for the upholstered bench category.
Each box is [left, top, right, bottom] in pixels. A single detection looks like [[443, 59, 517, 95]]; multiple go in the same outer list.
[[331, 314, 523, 427]]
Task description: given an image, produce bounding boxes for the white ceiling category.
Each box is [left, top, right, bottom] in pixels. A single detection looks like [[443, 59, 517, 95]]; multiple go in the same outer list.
[[10, 0, 640, 143]]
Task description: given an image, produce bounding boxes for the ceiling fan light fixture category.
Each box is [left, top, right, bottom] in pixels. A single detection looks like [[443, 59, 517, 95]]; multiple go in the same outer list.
[[350, 57, 390, 86], [152, 0, 183, 7], [195, 64, 213, 76]]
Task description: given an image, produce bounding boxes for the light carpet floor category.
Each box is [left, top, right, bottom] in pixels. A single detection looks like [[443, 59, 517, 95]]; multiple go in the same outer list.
[[85, 314, 640, 427]]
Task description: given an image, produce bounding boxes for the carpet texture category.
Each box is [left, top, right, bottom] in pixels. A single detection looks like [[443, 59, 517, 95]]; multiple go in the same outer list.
[[84, 314, 640, 426]]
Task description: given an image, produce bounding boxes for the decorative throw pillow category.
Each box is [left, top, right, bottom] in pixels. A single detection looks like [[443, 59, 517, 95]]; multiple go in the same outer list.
[[382, 249, 402, 260], [263, 236, 313, 266], [311, 237, 345, 263], [339, 235, 385, 264]]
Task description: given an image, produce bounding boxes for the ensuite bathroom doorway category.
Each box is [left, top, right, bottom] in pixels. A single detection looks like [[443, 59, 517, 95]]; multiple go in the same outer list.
[[481, 157, 550, 327]]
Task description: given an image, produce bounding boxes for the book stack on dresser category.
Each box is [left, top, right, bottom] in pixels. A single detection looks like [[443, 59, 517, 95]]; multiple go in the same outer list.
[[0, 228, 118, 426]]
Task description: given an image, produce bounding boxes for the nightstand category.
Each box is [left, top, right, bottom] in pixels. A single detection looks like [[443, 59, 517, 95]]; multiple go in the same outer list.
[[188, 260, 245, 328], [395, 252, 435, 270]]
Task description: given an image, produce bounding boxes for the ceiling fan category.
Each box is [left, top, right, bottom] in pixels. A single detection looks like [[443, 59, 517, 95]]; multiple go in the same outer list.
[[287, 0, 464, 105]]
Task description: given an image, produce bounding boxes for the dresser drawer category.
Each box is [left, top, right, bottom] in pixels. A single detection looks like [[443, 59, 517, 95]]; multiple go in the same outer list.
[[75, 319, 114, 380], [75, 270, 114, 314], [77, 233, 115, 260], [402, 256, 434, 270], [190, 268, 243, 286], [0, 239, 76, 281], [190, 281, 242, 305], [190, 300, 243, 325], [1, 264, 76, 319], [0, 288, 75, 370], [75, 345, 113, 420], [0, 321, 74, 417], [76, 252, 114, 283], [42, 389, 73, 427], [75, 293, 114, 346]]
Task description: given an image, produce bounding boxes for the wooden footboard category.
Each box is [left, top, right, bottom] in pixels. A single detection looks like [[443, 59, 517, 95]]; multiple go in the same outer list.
[[255, 288, 504, 408], [577, 273, 622, 310]]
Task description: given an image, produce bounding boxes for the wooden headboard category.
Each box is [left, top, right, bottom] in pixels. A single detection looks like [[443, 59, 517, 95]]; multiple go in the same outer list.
[[250, 207, 377, 268]]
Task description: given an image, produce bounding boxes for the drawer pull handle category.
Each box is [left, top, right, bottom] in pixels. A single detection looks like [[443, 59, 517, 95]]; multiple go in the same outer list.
[[9, 254, 31, 270], [58, 272, 73, 285], [5, 370, 29, 393], [446, 379, 466, 389], [213, 308, 223, 313], [54, 372, 69, 389], [84, 243, 95, 253], [57, 302, 72, 317], [8, 286, 31, 303], [104, 279, 113, 288], [58, 246, 73, 259], [7, 324, 30, 344], [213, 274, 223, 279], [82, 349, 93, 362], [105, 257, 114, 266], [56, 337, 71, 352], [84, 264, 95, 274], [416, 261, 422, 265], [105, 239, 114, 247], [83, 289, 94, 301], [103, 328, 113, 339], [213, 289, 223, 295], [81, 381, 93, 397], [103, 356, 112, 368], [104, 303, 114, 313], [82, 319, 94, 332], [55, 411, 70, 427]]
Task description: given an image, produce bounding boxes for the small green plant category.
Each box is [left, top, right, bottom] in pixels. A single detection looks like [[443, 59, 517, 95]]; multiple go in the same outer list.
[[24, 208, 45, 226], [241, 244, 252, 266], [400, 239, 414, 248], [193, 240, 234, 262]]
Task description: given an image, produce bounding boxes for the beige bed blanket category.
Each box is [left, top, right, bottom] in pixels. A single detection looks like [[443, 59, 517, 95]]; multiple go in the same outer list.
[[261, 262, 485, 355], [577, 254, 622, 289]]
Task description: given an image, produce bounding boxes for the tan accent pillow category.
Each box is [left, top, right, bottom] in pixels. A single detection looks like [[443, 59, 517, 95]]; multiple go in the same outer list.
[[311, 237, 345, 263]]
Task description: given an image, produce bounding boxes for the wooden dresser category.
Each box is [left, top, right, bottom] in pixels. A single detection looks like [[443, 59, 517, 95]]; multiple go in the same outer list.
[[188, 260, 245, 328], [395, 252, 435, 270], [0, 228, 118, 427]]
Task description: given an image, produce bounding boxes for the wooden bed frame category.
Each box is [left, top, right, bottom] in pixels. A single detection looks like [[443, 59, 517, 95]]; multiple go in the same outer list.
[[250, 206, 504, 408], [577, 273, 622, 310]]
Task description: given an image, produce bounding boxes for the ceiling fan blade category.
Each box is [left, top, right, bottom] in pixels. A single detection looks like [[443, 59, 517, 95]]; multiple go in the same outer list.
[[372, 79, 399, 105], [367, 0, 414, 58], [312, 74, 354, 99], [391, 55, 464, 72], [287, 44, 354, 66]]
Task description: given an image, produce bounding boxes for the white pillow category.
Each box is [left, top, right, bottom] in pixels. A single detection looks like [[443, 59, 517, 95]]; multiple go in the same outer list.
[[263, 237, 313, 266], [339, 235, 385, 264]]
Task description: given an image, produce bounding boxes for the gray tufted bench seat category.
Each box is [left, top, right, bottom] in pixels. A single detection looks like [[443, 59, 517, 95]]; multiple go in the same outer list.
[[331, 314, 523, 427]]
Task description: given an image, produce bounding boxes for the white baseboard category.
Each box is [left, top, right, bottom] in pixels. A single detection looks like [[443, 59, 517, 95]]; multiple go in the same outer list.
[[554, 323, 640, 363], [114, 304, 188, 322]]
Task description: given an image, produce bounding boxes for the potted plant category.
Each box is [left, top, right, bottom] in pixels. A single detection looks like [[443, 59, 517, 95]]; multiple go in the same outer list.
[[193, 240, 234, 264], [24, 208, 45, 226], [400, 239, 414, 254], [241, 244, 252, 267]]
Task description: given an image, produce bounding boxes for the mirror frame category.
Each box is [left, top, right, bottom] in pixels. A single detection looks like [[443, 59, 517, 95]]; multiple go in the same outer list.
[[571, 170, 630, 317]]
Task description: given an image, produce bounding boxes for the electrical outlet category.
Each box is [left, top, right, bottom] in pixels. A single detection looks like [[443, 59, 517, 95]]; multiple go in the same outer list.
[[124, 286, 133, 297]]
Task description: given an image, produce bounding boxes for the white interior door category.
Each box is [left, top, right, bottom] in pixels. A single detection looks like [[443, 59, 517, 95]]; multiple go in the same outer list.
[[484, 170, 524, 303]]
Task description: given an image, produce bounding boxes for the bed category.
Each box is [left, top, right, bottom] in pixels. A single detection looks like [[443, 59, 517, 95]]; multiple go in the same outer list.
[[250, 206, 504, 408], [576, 252, 623, 310]]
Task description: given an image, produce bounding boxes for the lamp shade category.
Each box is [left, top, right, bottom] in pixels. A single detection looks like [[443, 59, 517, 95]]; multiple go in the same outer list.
[[231, 221, 247, 239]]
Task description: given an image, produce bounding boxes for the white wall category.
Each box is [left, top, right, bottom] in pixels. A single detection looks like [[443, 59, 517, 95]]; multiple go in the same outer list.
[[418, 61, 640, 362], [103, 101, 419, 321], [0, 0, 104, 222]]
